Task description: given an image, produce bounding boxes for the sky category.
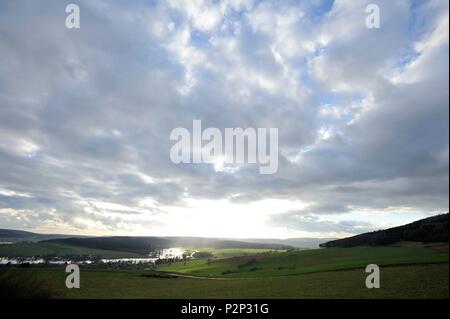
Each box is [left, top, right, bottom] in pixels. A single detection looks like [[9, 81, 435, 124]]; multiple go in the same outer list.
[[0, 0, 448, 239]]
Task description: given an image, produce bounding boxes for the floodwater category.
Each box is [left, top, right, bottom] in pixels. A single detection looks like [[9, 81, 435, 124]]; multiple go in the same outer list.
[[0, 247, 186, 265], [102, 247, 186, 264]]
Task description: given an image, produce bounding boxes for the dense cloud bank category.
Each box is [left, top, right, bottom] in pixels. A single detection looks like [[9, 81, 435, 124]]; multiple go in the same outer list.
[[0, 0, 448, 237]]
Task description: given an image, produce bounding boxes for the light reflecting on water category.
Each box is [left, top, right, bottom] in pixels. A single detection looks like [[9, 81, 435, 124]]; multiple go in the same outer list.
[[1, 257, 45, 265], [100, 258, 158, 264], [158, 247, 184, 259], [102, 248, 186, 264]]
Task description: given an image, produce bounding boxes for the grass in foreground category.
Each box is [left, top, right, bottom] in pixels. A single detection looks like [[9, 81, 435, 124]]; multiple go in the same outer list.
[[2, 263, 448, 298], [0, 269, 55, 298]]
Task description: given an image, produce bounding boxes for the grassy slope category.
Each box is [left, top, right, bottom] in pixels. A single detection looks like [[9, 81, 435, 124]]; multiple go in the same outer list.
[[188, 248, 284, 258], [5, 263, 448, 298], [157, 243, 449, 278], [0, 242, 141, 257]]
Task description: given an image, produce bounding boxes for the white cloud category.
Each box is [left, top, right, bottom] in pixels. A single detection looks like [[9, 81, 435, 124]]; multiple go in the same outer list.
[[0, 0, 447, 237]]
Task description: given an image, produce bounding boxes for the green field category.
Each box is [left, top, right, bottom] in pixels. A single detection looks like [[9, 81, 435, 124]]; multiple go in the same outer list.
[[3, 263, 448, 298], [157, 243, 449, 278], [0, 242, 140, 257], [188, 247, 283, 259], [1, 243, 448, 298]]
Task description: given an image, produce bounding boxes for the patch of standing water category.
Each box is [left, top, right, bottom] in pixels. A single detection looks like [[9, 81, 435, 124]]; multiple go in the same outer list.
[[0, 247, 189, 265], [102, 247, 186, 264]]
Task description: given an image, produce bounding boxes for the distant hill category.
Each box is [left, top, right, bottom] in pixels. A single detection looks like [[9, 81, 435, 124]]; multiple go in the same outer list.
[[320, 213, 449, 248], [166, 237, 292, 250], [42, 236, 292, 254], [239, 237, 337, 248], [0, 229, 82, 243], [1, 229, 306, 254]]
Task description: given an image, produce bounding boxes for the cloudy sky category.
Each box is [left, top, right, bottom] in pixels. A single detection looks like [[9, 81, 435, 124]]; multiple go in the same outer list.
[[0, 0, 448, 239]]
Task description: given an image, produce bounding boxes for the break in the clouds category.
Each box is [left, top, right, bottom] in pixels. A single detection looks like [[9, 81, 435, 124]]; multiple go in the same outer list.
[[0, 0, 448, 238]]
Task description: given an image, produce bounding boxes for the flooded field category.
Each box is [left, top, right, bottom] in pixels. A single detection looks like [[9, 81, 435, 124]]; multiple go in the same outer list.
[[0, 247, 188, 265]]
